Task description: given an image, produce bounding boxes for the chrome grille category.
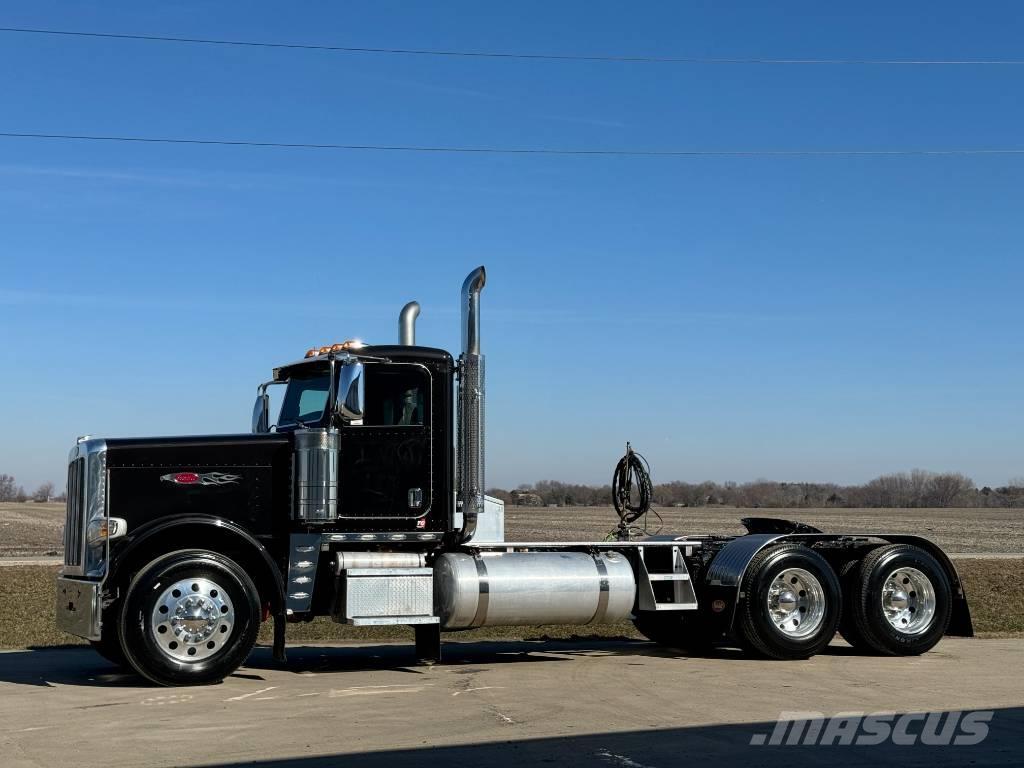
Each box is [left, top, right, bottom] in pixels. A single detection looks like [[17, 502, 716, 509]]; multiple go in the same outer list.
[[64, 458, 85, 567]]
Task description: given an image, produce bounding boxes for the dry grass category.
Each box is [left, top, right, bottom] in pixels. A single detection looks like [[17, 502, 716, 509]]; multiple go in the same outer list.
[[4, 503, 1022, 559], [3, 559, 1019, 650], [958, 558, 1024, 636], [0, 502, 65, 557], [507, 505, 1024, 554]]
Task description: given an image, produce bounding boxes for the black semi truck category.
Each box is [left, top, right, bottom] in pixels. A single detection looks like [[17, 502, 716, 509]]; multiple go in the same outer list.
[[56, 267, 972, 685]]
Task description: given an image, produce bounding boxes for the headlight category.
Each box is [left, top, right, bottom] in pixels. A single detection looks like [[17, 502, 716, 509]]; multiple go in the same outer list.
[[82, 443, 109, 578]]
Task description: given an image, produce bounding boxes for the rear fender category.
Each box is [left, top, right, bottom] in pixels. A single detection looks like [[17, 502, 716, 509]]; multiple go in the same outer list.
[[703, 532, 972, 639], [868, 534, 973, 637]]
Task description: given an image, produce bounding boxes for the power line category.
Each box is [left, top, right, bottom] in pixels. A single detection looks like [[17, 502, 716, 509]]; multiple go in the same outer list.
[[2, 26, 1023, 66], [2, 131, 1022, 157]]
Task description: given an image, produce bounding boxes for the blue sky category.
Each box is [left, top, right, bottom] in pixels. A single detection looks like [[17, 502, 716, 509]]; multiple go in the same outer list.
[[1, 2, 1022, 492]]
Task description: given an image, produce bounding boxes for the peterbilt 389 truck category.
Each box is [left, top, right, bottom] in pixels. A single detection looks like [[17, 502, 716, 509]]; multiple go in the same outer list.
[[56, 267, 972, 686]]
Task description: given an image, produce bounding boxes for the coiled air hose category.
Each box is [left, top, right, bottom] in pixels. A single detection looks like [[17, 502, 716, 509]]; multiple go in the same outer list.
[[610, 442, 661, 540]]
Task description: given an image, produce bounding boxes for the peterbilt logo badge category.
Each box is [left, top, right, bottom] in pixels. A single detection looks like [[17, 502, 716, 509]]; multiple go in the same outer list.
[[160, 472, 241, 486]]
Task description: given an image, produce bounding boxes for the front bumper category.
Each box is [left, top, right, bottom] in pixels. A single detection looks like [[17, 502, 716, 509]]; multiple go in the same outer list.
[[56, 576, 101, 641]]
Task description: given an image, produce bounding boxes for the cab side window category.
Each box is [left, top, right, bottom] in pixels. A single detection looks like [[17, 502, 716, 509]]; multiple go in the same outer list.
[[363, 366, 429, 427]]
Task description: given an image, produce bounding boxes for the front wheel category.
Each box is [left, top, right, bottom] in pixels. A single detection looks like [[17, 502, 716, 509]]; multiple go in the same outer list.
[[737, 544, 841, 660], [119, 550, 261, 686]]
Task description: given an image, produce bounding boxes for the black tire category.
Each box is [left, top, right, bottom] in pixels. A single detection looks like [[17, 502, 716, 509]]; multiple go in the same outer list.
[[837, 558, 875, 652], [633, 612, 714, 655], [847, 544, 951, 656], [90, 610, 128, 667], [737, 543, 841, 660], [119, 549, 261, 686]]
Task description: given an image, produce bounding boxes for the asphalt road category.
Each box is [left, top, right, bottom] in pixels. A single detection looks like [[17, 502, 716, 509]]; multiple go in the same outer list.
[[1, 638, 1021, 767]]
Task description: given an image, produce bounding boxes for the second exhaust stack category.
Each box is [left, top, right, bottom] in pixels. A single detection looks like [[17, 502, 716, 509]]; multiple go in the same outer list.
[[399, 301, 420, 345], [457, 266, 486, 542]]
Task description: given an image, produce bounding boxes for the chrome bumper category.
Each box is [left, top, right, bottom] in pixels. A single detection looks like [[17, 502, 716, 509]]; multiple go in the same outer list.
[[56, 576, 101, 641]]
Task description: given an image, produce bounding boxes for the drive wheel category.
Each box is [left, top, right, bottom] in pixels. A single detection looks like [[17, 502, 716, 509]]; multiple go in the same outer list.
[[119, 550, 260, 686], [846, 544, 951, 656], [738, 544, 840, 660], [633, 612, 714, 654]]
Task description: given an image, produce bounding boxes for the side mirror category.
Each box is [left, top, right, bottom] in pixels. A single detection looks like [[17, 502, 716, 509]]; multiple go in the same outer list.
[[252, 393, 270, 433], [336, 362, 364, 423]]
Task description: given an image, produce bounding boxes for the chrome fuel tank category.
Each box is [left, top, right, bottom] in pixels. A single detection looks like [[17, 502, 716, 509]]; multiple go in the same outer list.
[[434, 551, 636, 629]]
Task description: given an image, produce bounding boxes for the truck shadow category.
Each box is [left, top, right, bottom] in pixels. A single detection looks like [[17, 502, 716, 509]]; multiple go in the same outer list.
[[0, 645, 141, 688], [178, 707, 1024, 768], [0, 639, 661, 688], [245, 637, 693, 676], [0, 638, 889, 688]]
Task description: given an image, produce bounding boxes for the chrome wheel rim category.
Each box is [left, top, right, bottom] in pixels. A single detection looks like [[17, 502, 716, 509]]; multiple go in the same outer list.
[[767, 567, 826, 639], [881, 566, 936, 635], [150, 577, 234, 663]]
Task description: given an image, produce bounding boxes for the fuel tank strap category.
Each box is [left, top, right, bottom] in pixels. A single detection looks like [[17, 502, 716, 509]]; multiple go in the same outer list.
[[589, 556, 611, 624], [471, 556, 490, 628]]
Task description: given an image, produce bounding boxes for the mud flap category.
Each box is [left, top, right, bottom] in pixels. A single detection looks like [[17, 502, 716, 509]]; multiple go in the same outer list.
[[415, 623, 442, 663], [273, 613, 287, 663]]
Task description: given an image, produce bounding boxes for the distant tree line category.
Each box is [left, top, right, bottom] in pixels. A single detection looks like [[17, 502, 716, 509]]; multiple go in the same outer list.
[[0, 475, 61, 503], [488, 471, 1024, 509], [3, 469, 1022, 509]]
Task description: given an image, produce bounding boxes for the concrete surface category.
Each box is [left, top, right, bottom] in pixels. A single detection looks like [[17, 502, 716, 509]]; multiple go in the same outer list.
[[1, 638, 1021, 767]]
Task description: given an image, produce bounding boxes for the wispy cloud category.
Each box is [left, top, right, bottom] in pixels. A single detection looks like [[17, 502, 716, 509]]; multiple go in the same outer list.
[[485, 305, 803, 326], [0, 287, 398, 318], [538, 114, 626, 129], [353, 72, 501, 101], [0, 163, 560, 198], [0, 287, 805, 327], [0, 163, 260, 189]]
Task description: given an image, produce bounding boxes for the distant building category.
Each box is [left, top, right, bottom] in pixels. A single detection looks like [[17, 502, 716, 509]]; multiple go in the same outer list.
[[510, 490, 544, 506]]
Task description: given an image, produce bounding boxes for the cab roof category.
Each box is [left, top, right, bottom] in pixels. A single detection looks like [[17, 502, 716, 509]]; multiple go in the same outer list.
[[272, 345, 453, 381]]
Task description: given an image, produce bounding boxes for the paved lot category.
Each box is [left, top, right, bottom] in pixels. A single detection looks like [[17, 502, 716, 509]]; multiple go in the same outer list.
[[1, 638, 1021, 767]]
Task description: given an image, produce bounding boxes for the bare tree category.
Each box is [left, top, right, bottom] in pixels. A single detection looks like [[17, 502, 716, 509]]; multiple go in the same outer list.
[[0, 474, 17, 502], [926, 473, 974, 507], [908, 469, 931, 506], [33, 482, 55, 503]]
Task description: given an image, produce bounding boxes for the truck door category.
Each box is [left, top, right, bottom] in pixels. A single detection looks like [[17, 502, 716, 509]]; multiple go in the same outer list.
[[337, 363, 433, 523]]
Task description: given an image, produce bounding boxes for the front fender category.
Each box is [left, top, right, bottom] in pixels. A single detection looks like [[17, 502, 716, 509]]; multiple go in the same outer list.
[[109, 514, 289, 660]]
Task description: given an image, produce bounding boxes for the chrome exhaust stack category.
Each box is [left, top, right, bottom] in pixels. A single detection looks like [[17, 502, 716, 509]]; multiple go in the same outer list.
[[399, 301, 420, 346], [457, 266, 486, 543]]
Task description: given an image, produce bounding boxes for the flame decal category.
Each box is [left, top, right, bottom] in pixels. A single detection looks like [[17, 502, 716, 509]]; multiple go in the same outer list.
[[160, 472, 242, 486]]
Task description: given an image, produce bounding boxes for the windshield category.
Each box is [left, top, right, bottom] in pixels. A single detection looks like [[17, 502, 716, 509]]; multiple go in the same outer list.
[[278, 372, 331, 427]]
